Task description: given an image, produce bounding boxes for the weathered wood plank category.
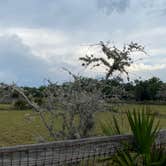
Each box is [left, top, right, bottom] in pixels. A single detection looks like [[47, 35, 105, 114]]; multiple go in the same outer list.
[[0, 130, 165, 165]]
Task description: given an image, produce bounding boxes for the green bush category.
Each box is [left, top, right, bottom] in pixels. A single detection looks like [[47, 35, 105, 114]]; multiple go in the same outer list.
[[14, 100, 29, 110]]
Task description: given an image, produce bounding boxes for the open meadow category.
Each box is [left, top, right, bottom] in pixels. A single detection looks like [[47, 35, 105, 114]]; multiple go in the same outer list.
[[0, 103, 165, 147]]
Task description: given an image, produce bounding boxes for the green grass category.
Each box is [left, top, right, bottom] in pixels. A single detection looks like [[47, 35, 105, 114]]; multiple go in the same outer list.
[[0, 103, 165, 147], [0, 110, 49, 146], [0, 104, 13, 110], [95, 104, 166, 135]]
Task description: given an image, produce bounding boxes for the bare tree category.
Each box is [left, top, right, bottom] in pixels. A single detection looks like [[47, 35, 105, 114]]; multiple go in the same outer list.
[[39, 74, 105, 139], [2, 72, 105, 140]]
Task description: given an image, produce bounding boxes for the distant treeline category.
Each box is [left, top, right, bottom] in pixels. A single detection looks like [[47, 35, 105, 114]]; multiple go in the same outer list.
[[1, 76, 166, 109], [22, 76, 166, 102]]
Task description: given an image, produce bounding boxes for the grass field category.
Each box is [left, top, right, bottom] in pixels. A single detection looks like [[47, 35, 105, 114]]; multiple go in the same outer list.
[[0, 104, 165, 147]]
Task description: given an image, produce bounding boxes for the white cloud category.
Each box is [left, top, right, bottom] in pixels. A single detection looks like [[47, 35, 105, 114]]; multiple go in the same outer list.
[[5, 28, 70, 60], [129, 63, 166, 72]]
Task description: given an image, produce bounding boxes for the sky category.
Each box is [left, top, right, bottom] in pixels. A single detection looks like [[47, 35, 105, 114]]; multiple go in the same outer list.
[[0, 0, 166, 86]]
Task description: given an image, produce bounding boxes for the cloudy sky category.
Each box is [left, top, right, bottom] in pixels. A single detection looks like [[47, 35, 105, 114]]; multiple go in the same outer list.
[[0, 0, 166, 86]]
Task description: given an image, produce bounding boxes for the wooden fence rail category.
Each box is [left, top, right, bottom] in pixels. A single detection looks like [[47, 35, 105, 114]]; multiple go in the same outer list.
[[0, 130, 165, 166]]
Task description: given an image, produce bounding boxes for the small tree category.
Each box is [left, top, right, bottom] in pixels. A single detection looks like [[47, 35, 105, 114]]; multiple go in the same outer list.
[[79, 41, 146, 80]]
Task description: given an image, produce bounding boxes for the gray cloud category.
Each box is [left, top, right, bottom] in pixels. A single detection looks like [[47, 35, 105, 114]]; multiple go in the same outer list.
[[0, 0, 165, 29], [0, 34, 86, 86], [0, 0, 134, 31], [0, 34, 51, 86], [97, 0, 130, 14], [0, 0, 97, 30], [0, 0, 165, 33]]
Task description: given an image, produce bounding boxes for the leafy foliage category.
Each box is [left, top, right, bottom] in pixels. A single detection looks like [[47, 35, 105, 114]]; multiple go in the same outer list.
[[127, 109, 160, 155], [100, 115, 121, 135], [101, 108, 165, 165], [113, 151, 139, 166], [135, 77, 162, 101], [14, 99, 29, 110]]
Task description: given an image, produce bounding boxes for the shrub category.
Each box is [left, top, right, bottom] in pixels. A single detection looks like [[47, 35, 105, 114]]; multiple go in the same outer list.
[[14, 100, 29, 110], [101, 108, 166, 165]]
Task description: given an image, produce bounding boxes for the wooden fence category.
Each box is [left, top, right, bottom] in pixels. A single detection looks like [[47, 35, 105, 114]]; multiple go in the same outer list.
[[0, 130, 165, 166]]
